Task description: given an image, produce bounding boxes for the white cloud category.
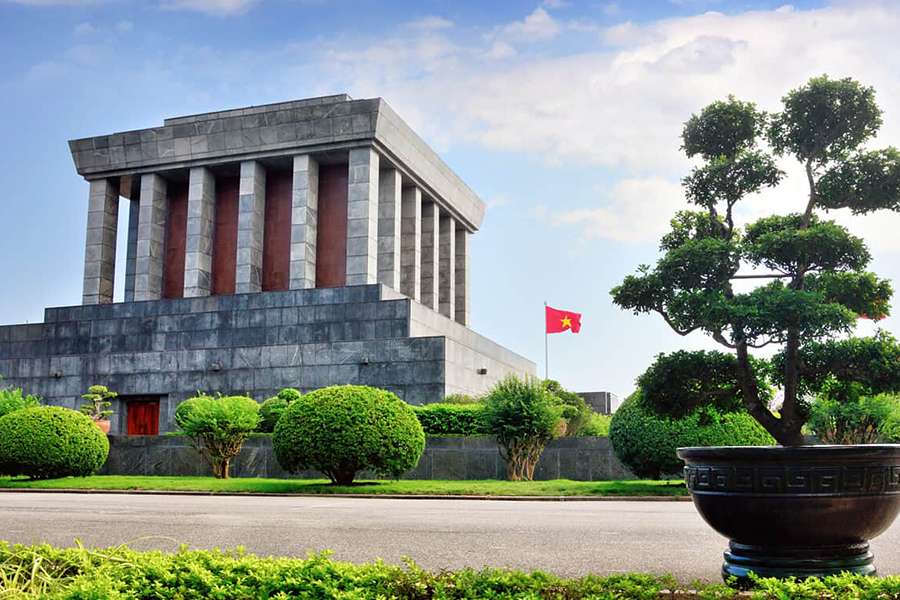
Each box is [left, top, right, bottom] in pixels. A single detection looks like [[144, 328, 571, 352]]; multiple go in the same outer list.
[[495, 7, 561, 43], [73, 22, 96, 35], [405, 16, 453, 31], [159, 0, 259, 16], [552, 177, 684, 242]]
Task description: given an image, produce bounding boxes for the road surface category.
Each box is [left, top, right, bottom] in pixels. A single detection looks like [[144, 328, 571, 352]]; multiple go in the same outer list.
[[1, 492, 898, 581]]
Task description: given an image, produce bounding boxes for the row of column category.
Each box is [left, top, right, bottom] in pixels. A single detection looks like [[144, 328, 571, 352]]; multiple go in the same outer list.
[[82, 147, 470, 326]]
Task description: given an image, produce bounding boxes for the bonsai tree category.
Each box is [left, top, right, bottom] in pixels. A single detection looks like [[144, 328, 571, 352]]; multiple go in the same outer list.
[[612, 76, 900, 446], [174, 394, 260, 479], [482, 375, 563, 480], [80, 385, 115, 422]]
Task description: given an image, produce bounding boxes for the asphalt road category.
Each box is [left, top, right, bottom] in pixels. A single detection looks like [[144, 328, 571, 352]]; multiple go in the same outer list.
[[1, 492, 899, 581]]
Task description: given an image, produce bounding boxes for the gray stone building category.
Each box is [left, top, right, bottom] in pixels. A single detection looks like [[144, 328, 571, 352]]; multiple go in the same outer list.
[[0, 94, 534, 434]]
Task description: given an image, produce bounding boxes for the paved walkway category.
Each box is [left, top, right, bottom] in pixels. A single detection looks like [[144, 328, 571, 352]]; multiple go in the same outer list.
[[1, 492, 898, 581]]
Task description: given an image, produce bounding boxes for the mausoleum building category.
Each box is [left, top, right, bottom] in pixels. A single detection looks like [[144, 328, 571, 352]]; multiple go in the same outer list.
[[0, 94, 534, 434]]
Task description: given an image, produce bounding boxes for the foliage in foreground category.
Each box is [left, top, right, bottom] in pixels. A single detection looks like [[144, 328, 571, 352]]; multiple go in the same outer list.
[[0, 543, 899, 599], [0, 406, 109, 480], [609, 391, 774, 480], [273, 385, 425, 485], [174, 395, 260, 479]]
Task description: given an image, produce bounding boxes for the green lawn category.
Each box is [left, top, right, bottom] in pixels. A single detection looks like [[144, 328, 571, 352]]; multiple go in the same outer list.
[[0, 475, 686, 497]]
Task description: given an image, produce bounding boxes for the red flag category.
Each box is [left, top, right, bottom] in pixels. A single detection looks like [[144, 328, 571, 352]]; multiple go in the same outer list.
[[545, 306, 582, 334]]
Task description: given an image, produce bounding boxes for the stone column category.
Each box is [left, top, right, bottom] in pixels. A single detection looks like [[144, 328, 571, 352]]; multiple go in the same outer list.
[[377, 168, 402, 290], [420, 198, 439, 310], [235, 160, 266, 294], [438, 212, 456, 319], [290, 154, 319, 289], [455, 227, 470, 326], [123, 197, 140, 303], [346, 147, 379, 286], [82, 178, 119, 305], [134, 174, 167, 301], [183, 167, 216, 297], [400, 186, 422, 301]]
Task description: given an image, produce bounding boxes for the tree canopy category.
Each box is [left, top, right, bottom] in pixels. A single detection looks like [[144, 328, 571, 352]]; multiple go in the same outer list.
[[611, 76, 900, 446]]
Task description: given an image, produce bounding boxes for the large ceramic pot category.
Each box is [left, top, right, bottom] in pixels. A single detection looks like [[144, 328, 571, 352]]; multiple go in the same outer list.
[[677, 445, 900, 581]]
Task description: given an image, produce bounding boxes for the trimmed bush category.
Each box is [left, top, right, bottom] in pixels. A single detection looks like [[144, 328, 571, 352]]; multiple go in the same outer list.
[[413, 403, 489, 435], [440, 393, 480, 404], [273, 385, 425, 485], [174, 395, 260, 479], [609, 391, 773, 479], [0, 387, 40, 418], [577, 412, 612, 437], [0, 406, 109, 479], [257, 388, 302, 433], [483, 376, 563, 481]]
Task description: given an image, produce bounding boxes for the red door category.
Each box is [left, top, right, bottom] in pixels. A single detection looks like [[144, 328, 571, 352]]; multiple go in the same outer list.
[[127, 400, 160, 435]]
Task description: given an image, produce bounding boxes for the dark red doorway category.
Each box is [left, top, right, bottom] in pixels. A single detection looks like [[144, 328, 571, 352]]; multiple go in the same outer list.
[[126, 398, 160, 435]]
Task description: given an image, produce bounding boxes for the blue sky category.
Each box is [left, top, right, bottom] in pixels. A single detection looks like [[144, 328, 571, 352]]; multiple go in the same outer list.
[[1, 0, 899, 398]]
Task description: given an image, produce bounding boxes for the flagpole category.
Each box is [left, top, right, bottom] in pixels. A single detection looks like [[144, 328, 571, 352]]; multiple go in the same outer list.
[[544, 301, 549, 380]]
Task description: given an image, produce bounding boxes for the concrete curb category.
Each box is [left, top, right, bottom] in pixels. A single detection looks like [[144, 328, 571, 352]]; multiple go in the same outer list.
[[0, 488, 692, 501]]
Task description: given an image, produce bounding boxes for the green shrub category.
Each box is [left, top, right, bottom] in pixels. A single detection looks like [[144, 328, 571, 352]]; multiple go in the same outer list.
[[273, 385, 425, 485], [0, 387, 40, 418], [577, 412, 612, 437], [609, 391, 773, 479], [807, 378, 900, 444], [0, 406, 109, 479], [174, 395, 259, 479], [483, 376, 563, 481], [413, 403, 489, 435], [257, 388, 302, 433], [544, 379, 592, 436], [440, 392, 480, 404]]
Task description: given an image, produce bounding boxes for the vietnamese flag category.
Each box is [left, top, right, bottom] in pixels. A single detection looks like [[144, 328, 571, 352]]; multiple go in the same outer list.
[[546, 305, 582, 334]]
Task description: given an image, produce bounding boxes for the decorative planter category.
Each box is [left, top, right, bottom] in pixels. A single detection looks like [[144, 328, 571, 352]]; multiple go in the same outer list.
[[677, 445, 900, 581], [94, 419, 111, 434]]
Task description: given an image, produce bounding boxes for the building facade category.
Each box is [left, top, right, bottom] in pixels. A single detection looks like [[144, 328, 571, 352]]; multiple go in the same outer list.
[[0, 95, 534, 433]]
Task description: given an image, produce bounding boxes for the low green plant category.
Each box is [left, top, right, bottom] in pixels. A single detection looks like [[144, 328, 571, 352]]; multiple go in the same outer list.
[[0, 406, 109, 479], [0, 387, 40, 418], [413, 403, 489, 435], [174, 395, 259, 479], [807, 378, 900, 444], [609, 391, 773, 480], [440, 392, 480, 404], [79, 384, 116, 421], [482, 376, 563, 481], [578, 412, 612, 437], [544, 379, 592, 436], [273, 385, 425, 485], [257, 388, 301, 433]]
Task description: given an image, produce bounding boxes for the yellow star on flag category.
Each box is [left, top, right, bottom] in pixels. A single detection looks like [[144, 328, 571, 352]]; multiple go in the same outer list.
[[560, 316, 572, 329]]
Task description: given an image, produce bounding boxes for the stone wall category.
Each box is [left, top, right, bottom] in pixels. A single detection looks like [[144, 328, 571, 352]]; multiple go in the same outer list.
[[0, 285, 534, 432], [100, 435, 635, 481]]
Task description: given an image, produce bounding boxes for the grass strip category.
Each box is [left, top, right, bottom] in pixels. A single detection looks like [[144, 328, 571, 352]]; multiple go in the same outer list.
[[0, 475, 687, 496]]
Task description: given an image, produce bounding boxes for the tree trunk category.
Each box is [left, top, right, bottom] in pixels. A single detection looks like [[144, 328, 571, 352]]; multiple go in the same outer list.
[[734, 342, 804, 446]]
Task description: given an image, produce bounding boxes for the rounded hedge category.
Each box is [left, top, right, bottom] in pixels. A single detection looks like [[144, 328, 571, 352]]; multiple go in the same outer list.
[[273, 385, 425, 485], [257, 389, 301, 433], [0, 406, 109, 479], [609, 391, 773, 479]]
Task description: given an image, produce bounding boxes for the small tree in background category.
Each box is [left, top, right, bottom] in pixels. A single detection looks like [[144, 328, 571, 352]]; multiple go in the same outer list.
[[175, 395, 260, 479], [543, 379, 592, 436], [80, 385, 115, 422], [483, 376, 563, 481], [612, 76, 900, 446], [257, 388, 302, 433]]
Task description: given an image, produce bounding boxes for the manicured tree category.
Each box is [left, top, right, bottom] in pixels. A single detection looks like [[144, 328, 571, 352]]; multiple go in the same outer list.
[[482, 376, 563, 481], [612, 76, 900, 446], [174, 395, 260, 479], [257, 388, 302, 433], [543, 379, 592, 436], [79, 385, 115, 422], [273, 385, 425, 485]]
